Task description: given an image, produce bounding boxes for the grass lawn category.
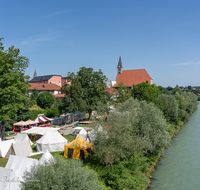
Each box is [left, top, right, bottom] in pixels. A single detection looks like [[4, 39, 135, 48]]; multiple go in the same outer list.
[[0, 158, 8, 167]]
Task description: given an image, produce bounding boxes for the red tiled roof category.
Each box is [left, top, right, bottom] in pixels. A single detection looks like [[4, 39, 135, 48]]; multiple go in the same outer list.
[[29, 83, 61, 90], [54, 94, 65, 98], [105, 88, 116, 95], [115, 69, 152, 87]]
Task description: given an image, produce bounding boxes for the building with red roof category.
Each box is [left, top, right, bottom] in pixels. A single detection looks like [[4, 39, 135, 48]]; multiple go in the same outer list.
[[115, 56, 153, 87], [28, 83, 61, 95]]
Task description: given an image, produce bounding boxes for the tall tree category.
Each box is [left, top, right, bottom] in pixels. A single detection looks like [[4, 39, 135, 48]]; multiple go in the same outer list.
[[61, 73, 87, 121], [0, 38, 30, 140], [115, 82, 131, 103], [132, 82, 162, 103], [37, 91, 55, 109], [62, 67, 109, 119]]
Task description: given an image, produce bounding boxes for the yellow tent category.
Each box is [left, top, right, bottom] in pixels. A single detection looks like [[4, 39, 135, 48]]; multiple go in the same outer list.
[[64, 136, 93, 159]]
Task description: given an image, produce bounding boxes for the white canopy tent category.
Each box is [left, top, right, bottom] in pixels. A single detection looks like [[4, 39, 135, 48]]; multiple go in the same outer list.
[[0, 167, 21, 190], [22, 127, 60, 135], [0, 139, 14, 158], [5, 155, 39, 181], [14, 133, 33, 145], [36, 131, 68, 152], [39, 149, 56, 165], [5, 141, 33, 159], [76, 128, 88, 141]]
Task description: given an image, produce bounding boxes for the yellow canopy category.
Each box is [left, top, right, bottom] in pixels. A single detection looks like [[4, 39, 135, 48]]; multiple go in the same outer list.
[[64, 136, 93, 159]]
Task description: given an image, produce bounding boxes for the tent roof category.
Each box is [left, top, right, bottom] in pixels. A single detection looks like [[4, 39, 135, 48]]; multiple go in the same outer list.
[[76, 128, 87, 141], [22, 127, 60, 135], [34, 115, 53, 123], [14, 133, 33, 145], [24, 119, 38, 125], [0, 139, 14, 158], [13, 120, 26, 126], [39, 149, 55, 164], [5, 155, 38, 181], [66, 136, 93, 148], [36, 131, 68, 144], [5, 141, 33, 159]]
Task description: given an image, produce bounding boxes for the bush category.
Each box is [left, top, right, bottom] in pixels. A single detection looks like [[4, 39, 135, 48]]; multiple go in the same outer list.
[[44, 108, 60, 118], [21, 158, 104, 190], [37, 92, 55, 109], [94, 98, 170, 164]]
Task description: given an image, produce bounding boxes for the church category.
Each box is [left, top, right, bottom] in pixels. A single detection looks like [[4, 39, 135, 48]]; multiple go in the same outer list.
[[114, 56, 153, 87]]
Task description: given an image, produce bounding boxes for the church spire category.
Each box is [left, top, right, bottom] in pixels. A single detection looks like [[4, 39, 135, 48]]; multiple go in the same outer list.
[[33, 70, 37, 78], [117, 56, 123, 74]]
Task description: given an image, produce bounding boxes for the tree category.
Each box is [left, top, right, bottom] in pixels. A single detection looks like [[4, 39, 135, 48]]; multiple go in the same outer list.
[[44, 107, 60, 118], [94, 98, 170, 165], [30, 88, 39, 101], [132, 82, 162, 103], [172, 87, 182, 95], [36, 91, 55, 109], [61, 67, 109, 119], [156, 94, 179, 123], [61, 73, 87, 121], [0, 38, 30, 140], [115, 82, 131, 103], [21, 158, 104, 190]]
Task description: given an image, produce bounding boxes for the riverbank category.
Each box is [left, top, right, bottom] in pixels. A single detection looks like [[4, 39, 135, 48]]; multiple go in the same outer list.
[[146, 107, 198, 189]]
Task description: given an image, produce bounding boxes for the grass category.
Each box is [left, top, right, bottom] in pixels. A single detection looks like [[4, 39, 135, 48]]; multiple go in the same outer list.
[[64, 134, 75, 142], [0, 158, 8, 167]]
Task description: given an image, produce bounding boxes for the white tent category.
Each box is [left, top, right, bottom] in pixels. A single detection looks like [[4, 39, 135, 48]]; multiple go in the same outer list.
[[39, 149, 56, 165], [22, 127, 60, 135], [76, 128, 88, 141], [36, 131, 68, 152], [5, 155, 38, 181], [0, 139, 14, 158], [0, 167, 21, 190], [5, 141, 33, 159], [14, 133, 33, 145]]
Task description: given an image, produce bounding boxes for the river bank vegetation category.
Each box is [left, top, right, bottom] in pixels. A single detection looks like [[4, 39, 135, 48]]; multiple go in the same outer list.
[[86, 83, 198, 189]]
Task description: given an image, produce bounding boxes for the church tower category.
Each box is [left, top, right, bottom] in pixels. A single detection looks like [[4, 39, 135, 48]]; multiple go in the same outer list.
[[33, 70, 37, 78], [117, 56, 123, 74]]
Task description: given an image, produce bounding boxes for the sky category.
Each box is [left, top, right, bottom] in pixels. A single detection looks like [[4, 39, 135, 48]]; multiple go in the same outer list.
[[1, 0, 200, 87]]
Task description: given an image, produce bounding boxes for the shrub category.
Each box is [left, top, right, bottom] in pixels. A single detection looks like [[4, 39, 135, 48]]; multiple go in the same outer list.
[[37, 92, 55, 109], [21, 158, 104, 190]]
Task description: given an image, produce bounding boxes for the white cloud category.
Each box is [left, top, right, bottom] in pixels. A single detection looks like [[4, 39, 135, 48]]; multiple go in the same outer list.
[[45, 10, 71, 18], [195, 61, 200, 64]]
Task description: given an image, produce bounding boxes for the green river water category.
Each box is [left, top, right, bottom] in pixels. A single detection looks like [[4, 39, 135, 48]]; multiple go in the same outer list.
[[149, 103, 200, 190]]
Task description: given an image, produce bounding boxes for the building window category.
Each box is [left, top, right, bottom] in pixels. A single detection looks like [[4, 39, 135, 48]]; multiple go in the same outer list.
[[54, 81, 56, 83], [45, 81, 47, 83], [59, 81, 60, 84], [50, 81, 52, 84]]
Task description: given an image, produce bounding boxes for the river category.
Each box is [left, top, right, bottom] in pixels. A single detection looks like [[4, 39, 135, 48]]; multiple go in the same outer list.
[[149, 102, 200, 190]]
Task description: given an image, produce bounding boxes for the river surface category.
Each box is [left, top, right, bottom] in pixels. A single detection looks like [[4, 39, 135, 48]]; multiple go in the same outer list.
[[149, 103, 200, 190]]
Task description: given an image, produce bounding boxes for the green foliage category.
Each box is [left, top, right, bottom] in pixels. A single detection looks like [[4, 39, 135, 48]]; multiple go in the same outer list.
[[105, 155, 148, 190], [132, 82, 162, 103], [94, 98, 170, 165], [44, 107, 60, 118], [156, 94, 179, 124], [37, 91, 55, 109], [30, 88, 39, 101], [61, 67, 109, 119], [30, 109, 44, 120], [61, 73, 87, 115], [115, 82, 131, 103], [21, 158, 104, 190], [0, 39, 30, 138], [172, 87, 182, 95]]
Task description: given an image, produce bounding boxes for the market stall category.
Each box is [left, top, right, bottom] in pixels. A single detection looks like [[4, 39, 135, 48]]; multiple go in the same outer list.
[[33, 115, 52, 127]]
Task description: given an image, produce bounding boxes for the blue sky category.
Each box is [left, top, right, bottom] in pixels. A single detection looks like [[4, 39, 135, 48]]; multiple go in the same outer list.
[[1, 0, 200, 87]]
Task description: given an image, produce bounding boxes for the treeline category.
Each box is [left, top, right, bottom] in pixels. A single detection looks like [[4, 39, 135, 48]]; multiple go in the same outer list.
[[88, 82, 198, 189]]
